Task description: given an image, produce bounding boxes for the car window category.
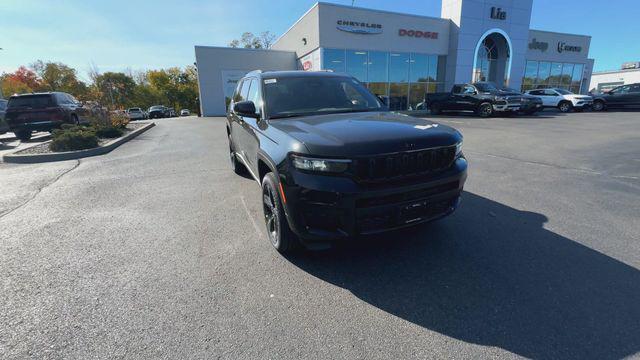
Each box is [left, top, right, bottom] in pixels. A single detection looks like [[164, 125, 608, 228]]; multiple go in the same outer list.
[[452, 85, 462, 94], [529, 90, 543, 96], [630, 84, 640, 93], [544, 90, 558, 96], [0, 100, 7, 111], [613, 85, 631, 94], [462, 85, 476, 94], [8, 95, 55, 108], [67, 94, 79, 104], [247, 78, 260, 107], [263, 75, 383, 119]]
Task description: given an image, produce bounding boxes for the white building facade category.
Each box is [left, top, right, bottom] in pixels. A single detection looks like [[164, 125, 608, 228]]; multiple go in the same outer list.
[[195, 1, 594, 116]]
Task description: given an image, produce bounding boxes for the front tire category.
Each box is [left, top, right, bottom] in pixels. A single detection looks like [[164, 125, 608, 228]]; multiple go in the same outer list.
[[477, 102, 493, 118], [262, 172, 298, 253], [558, 101, 573, 113], [592, 100, 605, 112]]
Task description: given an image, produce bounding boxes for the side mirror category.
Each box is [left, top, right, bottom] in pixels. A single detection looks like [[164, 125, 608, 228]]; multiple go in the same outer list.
[[233, 100, 258, 118]]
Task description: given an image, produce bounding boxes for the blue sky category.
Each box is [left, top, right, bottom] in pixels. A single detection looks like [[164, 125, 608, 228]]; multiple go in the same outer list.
[[1, 0, 638, 80]]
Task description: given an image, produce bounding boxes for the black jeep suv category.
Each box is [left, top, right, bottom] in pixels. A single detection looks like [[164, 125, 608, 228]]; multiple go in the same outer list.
[[228, 71, 467, 253]]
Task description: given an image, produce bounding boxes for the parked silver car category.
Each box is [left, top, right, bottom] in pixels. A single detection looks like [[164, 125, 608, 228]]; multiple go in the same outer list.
[[127, 107, 147, 121]]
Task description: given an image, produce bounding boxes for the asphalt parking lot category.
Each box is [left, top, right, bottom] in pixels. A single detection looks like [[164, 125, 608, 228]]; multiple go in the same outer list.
[[0, 112, 639, 359]]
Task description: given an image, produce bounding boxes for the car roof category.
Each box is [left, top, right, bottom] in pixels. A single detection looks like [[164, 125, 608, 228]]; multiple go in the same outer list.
[[245, 70, 350, 80], [9, 91, 66, 97]]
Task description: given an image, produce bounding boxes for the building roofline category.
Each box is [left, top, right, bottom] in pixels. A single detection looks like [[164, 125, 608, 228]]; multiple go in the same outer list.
[[316, 1, 449, 22], [272, 2, 320, 48], [592, 68, 640, 75], [529, 28, 591, 39], [194, 45, 295, 54], [272, 1, 451, 48]]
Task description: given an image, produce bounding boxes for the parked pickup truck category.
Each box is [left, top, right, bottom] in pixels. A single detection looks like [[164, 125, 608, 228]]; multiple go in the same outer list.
[[592, 83, 640, 111], [227, 70, 467, 253], [426, 82, 541, 117]]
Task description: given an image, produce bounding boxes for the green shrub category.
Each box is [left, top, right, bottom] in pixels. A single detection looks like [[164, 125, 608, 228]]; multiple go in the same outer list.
[[50, 126, 99, 152], [95, 126, 123, 138]]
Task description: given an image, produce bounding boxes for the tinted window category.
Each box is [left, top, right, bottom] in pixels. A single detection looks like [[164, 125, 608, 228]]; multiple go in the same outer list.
[[528, 90, 543, 96], [630, 84, 640, 93], [8, 95, 54, 109], [263, 76, 383, 118], [475, 83, 498, 92], [0, 100, 7, 111]]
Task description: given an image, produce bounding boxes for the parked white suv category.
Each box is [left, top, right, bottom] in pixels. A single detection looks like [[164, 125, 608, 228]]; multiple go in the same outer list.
[[525, 88, 593, 112]]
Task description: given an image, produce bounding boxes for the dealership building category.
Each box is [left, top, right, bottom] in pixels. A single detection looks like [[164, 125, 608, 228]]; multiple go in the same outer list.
[[195, 0, 594, 116]]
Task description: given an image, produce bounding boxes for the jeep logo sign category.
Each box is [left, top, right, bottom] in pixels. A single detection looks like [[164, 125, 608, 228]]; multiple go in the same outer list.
[[557, 42, 582, 53], [398, 29, 439, 39], [529, 38, 549, 52], [336, 20, 383, 34], [490, 7, 507, 20]]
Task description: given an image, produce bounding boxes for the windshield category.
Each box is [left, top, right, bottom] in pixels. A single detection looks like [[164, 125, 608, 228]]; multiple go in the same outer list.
[[263, 76, 383, 119], [474, 82, 499, 92], [150, 106, 164, 110], [499, 87, 520, 93], [129, 108, 141, 112], [555, 88, 573, 95]]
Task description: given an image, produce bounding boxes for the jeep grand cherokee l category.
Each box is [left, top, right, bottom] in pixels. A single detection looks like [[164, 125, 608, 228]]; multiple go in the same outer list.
[[227, 70, 467, 253], [5, 92, 89, 141]]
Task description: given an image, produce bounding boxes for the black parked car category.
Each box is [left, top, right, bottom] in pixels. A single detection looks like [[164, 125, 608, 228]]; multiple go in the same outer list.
[[227, 70, 467, 253], [148, 105, 168, 119], [592, 83, 640, 111], [427, 82, 528, 117], [0, 99, 8, 135], [5, 92, 91, 141]]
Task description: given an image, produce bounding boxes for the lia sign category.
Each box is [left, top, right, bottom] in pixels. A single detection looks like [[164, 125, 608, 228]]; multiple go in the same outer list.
[[490, 7, 507, 20]]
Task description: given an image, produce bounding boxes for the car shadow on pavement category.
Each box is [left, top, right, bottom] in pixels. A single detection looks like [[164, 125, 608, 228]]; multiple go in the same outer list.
[[285, 192, 640, 359]]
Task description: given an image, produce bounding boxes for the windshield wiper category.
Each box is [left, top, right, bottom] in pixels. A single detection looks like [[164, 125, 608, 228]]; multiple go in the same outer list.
[[269, 113, 306, 119]]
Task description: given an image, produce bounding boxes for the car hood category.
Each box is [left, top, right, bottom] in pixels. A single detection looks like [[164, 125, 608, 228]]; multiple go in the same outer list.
[[268, 111, 462, 157]]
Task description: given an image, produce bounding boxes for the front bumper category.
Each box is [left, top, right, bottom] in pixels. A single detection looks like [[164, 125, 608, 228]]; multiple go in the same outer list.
[[493, 102, 522, 112], [572, 100, 593, 108], [280, 157, 468, 245]]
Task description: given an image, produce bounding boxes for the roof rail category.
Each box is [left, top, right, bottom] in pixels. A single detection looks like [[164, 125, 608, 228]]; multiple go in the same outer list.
[[246, 69, 263, 76]]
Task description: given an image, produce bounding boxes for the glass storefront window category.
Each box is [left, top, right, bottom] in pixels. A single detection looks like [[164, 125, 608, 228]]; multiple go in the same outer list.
[[323, 49, 345, 73], [368, 51, 388, 83], [521, 60, 585, 93], [561, 63, 574, 86], [346, 50, 368, 82], [572, 64, 584, 89], [409, 83, 427, 110], [537, 62, 551, 87], [409, 53, 429, 83], [389, 83, 408, 111], [389, 53, 409, 83], [320, 48, 444, 111], [549, 62, 563, 86], [428, 55, 438, 82]]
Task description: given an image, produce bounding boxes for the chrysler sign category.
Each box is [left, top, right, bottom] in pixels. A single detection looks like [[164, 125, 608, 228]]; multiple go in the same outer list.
[[336, 20, 383, 34]]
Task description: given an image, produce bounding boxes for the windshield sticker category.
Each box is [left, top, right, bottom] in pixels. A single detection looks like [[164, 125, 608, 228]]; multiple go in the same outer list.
[[264, 79, 277, 84]]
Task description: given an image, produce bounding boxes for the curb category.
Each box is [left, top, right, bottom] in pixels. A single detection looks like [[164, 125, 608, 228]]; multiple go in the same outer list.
[[3, 122, 155, 164]]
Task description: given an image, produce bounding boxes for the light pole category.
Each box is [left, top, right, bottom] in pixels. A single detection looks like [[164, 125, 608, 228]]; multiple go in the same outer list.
[[0, 48, 4, 99]]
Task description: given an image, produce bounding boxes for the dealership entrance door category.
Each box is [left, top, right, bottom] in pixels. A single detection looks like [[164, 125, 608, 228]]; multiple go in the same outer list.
[[473, 30, 512, 86]]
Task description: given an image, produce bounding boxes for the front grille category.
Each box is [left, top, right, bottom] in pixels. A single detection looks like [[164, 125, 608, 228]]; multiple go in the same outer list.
[[353, 146, 456, 183], [506, 96, 523, 104]]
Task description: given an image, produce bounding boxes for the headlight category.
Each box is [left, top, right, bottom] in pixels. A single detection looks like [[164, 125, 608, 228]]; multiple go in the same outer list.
[[455, 141, 463, 158], [291, 155, 351, 173]]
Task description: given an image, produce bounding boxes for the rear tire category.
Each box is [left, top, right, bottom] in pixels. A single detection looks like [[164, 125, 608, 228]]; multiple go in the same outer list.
[[15, 130, 32, 141], [592, 100, 605, 112], [558, 101, 573, 113], [477, 102, 493, 118], [72, 114, 80, 125], [262, 172, 298, 253]]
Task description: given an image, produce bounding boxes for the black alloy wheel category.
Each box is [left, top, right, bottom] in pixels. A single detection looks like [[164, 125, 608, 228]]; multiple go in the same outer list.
[[592, 100, 605, 112], [261, 172, 298, 253], [478, 103, 493, 118]]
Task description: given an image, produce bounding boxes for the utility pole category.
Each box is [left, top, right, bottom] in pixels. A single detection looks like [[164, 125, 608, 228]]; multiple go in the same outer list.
[[0, 48, 4, 99]]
